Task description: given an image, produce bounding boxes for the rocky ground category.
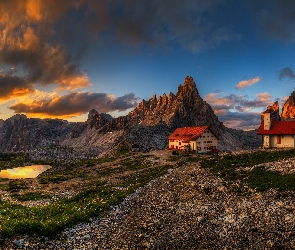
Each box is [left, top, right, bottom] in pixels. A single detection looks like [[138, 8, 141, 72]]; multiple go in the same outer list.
[[2, 151, 295, 249]]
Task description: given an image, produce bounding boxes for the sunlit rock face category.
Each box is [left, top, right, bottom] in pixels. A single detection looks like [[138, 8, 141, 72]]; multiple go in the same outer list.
[[261, 101, 280, 122], [282, 91, 295, 120], [87, 109, 114, 128], [101, 76, 223, 136]]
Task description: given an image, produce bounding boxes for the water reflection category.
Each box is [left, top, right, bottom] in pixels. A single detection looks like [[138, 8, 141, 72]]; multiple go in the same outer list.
[[0, 165, 52, 179]]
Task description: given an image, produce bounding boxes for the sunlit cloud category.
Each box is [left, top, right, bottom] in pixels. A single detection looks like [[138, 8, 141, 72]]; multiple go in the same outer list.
[[204, 91, 275, 130], [235, 76, 262, 89], [9, 92, 139, 119], [0, 0, 91, 93]]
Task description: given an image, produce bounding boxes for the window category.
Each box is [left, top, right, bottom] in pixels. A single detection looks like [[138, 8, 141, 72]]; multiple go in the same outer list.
[[171, 145, 174, 149], [179, 142, 181, 145]]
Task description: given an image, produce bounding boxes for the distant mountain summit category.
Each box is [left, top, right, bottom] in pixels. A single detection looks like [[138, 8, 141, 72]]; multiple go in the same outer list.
[[0, 76, 261, 155], [100, 76, 222, 136]]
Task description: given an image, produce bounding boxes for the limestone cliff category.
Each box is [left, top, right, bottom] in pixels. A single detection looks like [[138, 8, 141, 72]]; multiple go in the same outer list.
[[100, 76, 222, 137], [281, 91, 295, 120]]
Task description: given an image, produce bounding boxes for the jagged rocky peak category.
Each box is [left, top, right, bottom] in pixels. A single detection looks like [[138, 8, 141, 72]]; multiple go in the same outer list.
[[281, 91, 295, 120], [261, 101, 280, 122], [87, 109, 114, 128], [177, 76, 199, 97]]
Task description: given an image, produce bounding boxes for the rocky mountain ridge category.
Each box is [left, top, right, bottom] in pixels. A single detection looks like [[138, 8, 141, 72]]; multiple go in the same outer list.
[[0, 76, 261, 156], [99, 76, 222, 136]]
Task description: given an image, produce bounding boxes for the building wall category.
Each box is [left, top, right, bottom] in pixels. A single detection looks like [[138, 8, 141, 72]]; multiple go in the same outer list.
[[195, 129, 218, 153], [169, 129, 218, 153], [263, 135, 270, 148], [275, 135, 294, 148], [263, 135, 295, 148]]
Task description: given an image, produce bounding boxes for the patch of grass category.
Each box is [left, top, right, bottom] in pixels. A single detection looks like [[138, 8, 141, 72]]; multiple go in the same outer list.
[[8, 180, 27, 192], [118, 156, 150, 171], [11, 191, 51, 201], [38, 168, 85, 184], [0, 164, 175, 238], [185, 156, 201, 162], [0, 178, 9, 182], [167, 156, 180, 162], [247, 167, 295, 192], [200, 149, 295, 193], [0, 183, 8, 191]]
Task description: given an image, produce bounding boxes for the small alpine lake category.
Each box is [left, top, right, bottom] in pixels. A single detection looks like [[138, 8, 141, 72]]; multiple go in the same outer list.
[[0, 165, 52, 179]]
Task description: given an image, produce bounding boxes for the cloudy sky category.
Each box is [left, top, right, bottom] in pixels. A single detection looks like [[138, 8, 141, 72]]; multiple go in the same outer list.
[[1, 0, 295, 130]]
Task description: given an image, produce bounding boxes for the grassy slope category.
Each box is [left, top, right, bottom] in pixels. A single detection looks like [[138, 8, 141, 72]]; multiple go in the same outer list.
[[1, 149, 295, 237]]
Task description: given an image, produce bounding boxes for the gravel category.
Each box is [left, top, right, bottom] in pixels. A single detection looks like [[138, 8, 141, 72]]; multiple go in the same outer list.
[[3, 159, 295, 249]]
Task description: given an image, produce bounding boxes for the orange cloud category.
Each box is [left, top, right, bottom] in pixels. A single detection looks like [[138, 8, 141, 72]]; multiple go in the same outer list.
[[9, 91, 139, 119], [0, 73, 34, 102], [235, 76, 262, 89], [256, 92, 272, 103], [26, 0, 42, 22], [0, 0, 91, 93]]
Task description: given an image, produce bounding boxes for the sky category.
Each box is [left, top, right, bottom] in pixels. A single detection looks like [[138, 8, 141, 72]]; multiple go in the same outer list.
[[1, 0, 295, 130]]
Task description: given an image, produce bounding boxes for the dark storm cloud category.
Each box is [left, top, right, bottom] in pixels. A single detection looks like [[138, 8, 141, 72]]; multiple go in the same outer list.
[[0, 0, 90, 91], [220, 111, 261, 130], [108, 0, 240, 52], [279, 67, 295, 81], [110, 93, 139, 111], [9, 92, 139, 117], [250, 0, 295, 42], [0, 0, 239, 100], [0, 72, 33, 99]]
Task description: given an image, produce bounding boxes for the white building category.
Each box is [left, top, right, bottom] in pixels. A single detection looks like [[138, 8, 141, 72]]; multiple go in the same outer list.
[[258, 110, 295, 148], [168, 126, 218, 153]]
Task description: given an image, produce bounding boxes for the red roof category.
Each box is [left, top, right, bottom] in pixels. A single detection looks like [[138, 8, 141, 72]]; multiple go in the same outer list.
[[257, 121, 295, 135], [168, 126, 213, 141]]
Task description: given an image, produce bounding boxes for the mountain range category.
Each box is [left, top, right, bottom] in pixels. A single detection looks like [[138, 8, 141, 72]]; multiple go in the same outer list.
[[0, 76, 273, 156]]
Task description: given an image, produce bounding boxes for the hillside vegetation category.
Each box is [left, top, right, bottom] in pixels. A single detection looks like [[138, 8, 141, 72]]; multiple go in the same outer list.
[[0, 149, 295, 240]]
